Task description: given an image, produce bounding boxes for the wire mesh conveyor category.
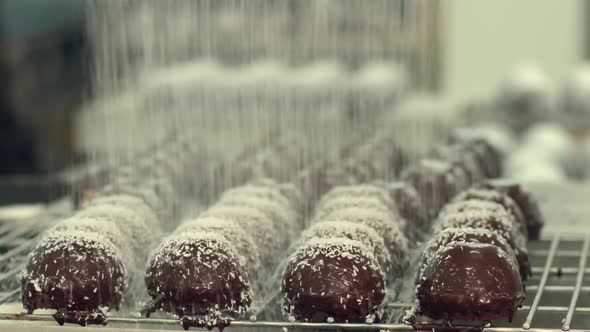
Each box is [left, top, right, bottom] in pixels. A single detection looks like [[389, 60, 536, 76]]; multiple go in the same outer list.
[[2, 206, 590, 332]]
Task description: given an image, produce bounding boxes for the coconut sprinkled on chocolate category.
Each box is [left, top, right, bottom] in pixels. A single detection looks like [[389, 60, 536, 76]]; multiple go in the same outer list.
[[48, 217, 134, 267], [216, 195, 296, 240], [416, 242, 524, 322], [175, 217, 261, 274], [145, 232, 252, 320], [20, 230, 128, 322], [317, 185, 396, 213], [401, 158, 469, 217], [84, 194, 160, 229], [201, 205, 279, 258], [281, 238, 385, 322], [417, 227, 519, 283], [302, 220, 394, 275], [451, 189, 528, 237], [75, 204, 160, 261], [321, 207, 408, 277], [312, 196, 395, 223]]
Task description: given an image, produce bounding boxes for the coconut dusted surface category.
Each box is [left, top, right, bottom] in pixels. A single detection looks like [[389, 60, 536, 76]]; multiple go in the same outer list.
[[386, 181, 428, 231], [200, 205, 279, 259], [48, 217, 134, 267], [281, 238, 385, 323], [221, 185, 292, 211], [416, 243, 524, 322], [216, 196, 295, 241], [435, 204, 530, 280], [481, 179, 545, 240], [401, 158, 470, 218], [175, 217, 261, 273], [313, 196, 398, 226], [145, 232, 252, 319], [321, 207, 408, 277], [417, 227, 519, 283], [301, 221, 394, 276], [84, 194, 160, 229], [20, 231, 128, 322], [451, 189, 528, 238], [317, 185, 396, 214], [75, 204, 160, 260]]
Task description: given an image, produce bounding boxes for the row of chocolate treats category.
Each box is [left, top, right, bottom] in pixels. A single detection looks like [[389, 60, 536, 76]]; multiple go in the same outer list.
[[18, 134, 205, 326], [414, 182, 545, 323], [408, 133, 545, 323], [143, 180, 301, 330], [280, 184, 413, 323]]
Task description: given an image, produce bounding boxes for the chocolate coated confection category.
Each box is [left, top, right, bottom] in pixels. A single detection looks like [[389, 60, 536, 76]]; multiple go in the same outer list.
[[175, 217, 261, 274], [481, 180, 544, 240], [417, 227, 518, 283], [200, 205, 279, 260], [322, 207, 408, 277], [317, 185, 396, 213], [386, 181, 428, 230], [302, 221, 394, 275], [282, 238, 385, 322], [432, 144, 486, 185], [451, 189, 528, 238], [455, 138, 502, 178], [437, 205, 530, 280], [313, 196, 402, 228], [144, 232, 252, 321], [217, 195, 296, 240], [21, 231, 128, 326], [417, 243, 524, 322], [401, 159, 470, 217]]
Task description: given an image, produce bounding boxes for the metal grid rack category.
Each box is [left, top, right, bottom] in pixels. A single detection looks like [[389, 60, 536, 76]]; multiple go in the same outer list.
[[2, 210, 590, 331]]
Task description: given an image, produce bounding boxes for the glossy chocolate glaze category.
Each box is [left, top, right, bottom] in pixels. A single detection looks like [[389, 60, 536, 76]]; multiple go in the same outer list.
[[281, 238, 385, 322], [418, 227, 519, 283], [21, 231, 127, 326], [481, 180, 545, 240], [437, 203, 531, 280], [144, 232, 252, 321], [452, 188, 528, 238], [401, 159, 470, 218], [417, 243, 525, 322]]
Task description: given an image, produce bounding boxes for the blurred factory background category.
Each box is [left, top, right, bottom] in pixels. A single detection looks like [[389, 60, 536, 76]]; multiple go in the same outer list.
[[0, 0, 587, 181]]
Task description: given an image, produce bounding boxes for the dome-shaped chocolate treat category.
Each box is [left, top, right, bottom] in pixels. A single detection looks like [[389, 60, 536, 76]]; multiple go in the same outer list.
[[302, 221, 393, 275], [481, 180, 544, 240], [313, 196, 397, 226], [145, 232, 252, 325], [48, 217, 133, 266], [175, 217, 261, 274], [417, 243, 525, 322], [281, 238, 385, 322], [317, 185, 396, 213], [216, 195, 296, 240], [417, 227, 518, 282], [201, 205, 279, 259], [75, 204, 159, 262], [322, 207, 407, 276], [20, 231, 127, 326], [451, 189, 528, 238], [386, 181, 428, 230], [467, 139, 503, 178], [436, 205, 530, 280], [432, 144, 485, 185], [401, 159, 470, 217], [84, 194, 159, 229]]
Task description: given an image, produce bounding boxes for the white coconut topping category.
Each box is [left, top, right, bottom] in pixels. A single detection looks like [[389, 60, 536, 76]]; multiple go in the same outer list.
[[321, 207, 408, 273], [301, 220, 393, 273], [200, 205, 279, 259], [175, 217, 261, 273]]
